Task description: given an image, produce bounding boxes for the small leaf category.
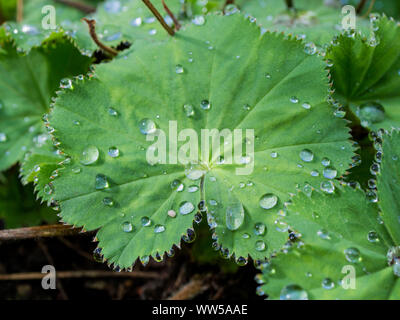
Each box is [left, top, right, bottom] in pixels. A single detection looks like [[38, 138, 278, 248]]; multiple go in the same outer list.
[[0, 30, 92, 171], [327, 15, 400, 130], [258, 182, 399, 300]]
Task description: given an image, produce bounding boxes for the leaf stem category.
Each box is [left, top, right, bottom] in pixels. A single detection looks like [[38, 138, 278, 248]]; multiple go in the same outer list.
[[0, 224, 83, 241], [356, 0, 367, 14], [82, 18, 119, 57], [16, 0, 23, 23], [142, 0, 174, 36], [54, 0, 96, 14], [162, 0, 181, 31]]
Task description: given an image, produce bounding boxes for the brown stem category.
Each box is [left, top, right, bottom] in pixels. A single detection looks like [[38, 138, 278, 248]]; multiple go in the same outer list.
[[82, 18, 118, 57], [142, 0, 174, 36], [16, 0, 23, 22], [162, 0, 181, 31], [54, 0, 95, 14], [0, 224, 83, 241], [356, 0, 368, 14], [168, 275, 210, 300], [0, 270, 161, 281]]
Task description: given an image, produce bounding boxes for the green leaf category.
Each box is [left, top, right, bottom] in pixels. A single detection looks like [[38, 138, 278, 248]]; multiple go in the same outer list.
[[0, 171, 57, 228], [258, 182, 400, 300], [20, 137, 64, 203], [237, 0, 370, 46], [376, 129, 400, 245], [0, 30, 92, 171], [327, 15, 400, 131], [48, 13, 354, 268]]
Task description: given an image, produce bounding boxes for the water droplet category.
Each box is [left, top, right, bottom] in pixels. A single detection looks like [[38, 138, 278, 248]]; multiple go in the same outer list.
[[254, 222, 266, 236], [270, 152, 278, 158], [255, 240, 266, 251], [183, 104, 194, 117], [357, 102, 385, 125], [200, 100, 211, 110], [321, 157, 330, 166], [242, 233, 250, 239], [259, 193, 278, 210], [322, 278, 335, 290], [192, 15, 205, 25], [80, 146, 99, 165], [141, 216, 151, 227], [121, 221, 133, 233], [175, 64, 184, 74], [0, 132, 7, 142], [304, 42, 317, 55], [140, 255, 150, 266], [280, 284, 308, 300], [179, 201, 195, 215], [367, 231, 379, 243], [188, 185, 199, 193], [104, 0, 121, 13], [323, 166, 337, 179], [290, 96, 299, 104], [95, 174, 109, 190], [184, 163, 205, 180], [60, 78, 72, 89], [302, 102, 311, 110], [148, 29, 157, 35], [317, 229, 331, 240], [130, 17, 142, 27], [154, 224, 165, 233], [344, 247, 361, 263], [139, 118, 156, 135], [108, 147, 120, 158], [103, 197, 114, 207], [320, 180, 335, 193], [299, 149, 314, 162], [226, 203, 244, 231], [44, 184, 54, 195], [108, 107, 118, 116], [171, 179, 184, 192], [265, 73, 271, 79]]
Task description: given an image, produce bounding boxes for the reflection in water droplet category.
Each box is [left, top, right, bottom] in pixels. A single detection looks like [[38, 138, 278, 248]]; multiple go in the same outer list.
[[299, 149, 314, 162], [192, 15, 205, 25], [108, 108, 118, 116], [141, 216, 151, 227], [290, 96, 299, 104], [304, 42, 317, 55], [108, 147, 120, 158], [357, 102, 385, 126], [302, 102, 311, 110], [280, 284, 308, 300], [226, 203, 244, 230], [130, 17, 142, 27], [254, 222, 266, 236], [103, 197, 114, 207], [344, 247, 361, 263], [179, 201, 195, 215], [259, 193, 278, 210], [81, 146, 99, 165], [255, 240, 266, 251], [154, 224, 165, 233], [183, 104, 194, 117], [0, 132, 7, 142], [168, 210, 176, 218], [121, 221, 133, 233], [322, 278, 335, 290], [171, 179, 184, 192], [320, 180, 335, 193], [321, 157, 330, 166], [175, 64, 184, 74], [367, 231, 379, 243], [95, 174, 109, 190], [323, 166, 337, 179], [139, 118, 156, 135], [200, 100, 211, 110]]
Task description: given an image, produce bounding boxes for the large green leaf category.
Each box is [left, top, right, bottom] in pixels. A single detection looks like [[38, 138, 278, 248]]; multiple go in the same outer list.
[[258, 182, 400, 300], [0, 30, 92, 171], [236, 0, 370, 46], [376, 129, 400, 245], [48, 13, 354, 269], [327, 15, 400, 131]]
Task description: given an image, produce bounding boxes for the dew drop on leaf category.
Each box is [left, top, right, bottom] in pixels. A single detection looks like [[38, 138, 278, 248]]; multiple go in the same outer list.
[[321, 278, 335, 290], [200, 100, 211, 110], [154, 224, 165, 233], [270, 151, 278, 158], [320, 180, 335, 193], [290, 96, 299, 104], [0, 132, 7, 142], [103, 197, 114, 207], [259, 193, 278, 210], [226, 202, 244, 231], [344, 247, 361, 263], [108, 107, 118, 116], [167, 210, 176, 218], [121, 221, 133, 233], [321, 157, 330, 166], [367, 231, 379, 243], [80, 145, 99, 165], [95, 174, 109, 190], [175, 64, 184, 74], [255, 240, 266, 252], [357, 102, 385, 125], [141, 216, 151, 227], [254, 222, 266, 236], [301, 102, 311, 110], [138, 118, 156, 135], [323, 166, 337, 179], [130, 17, 142, 27], [179, 201, 195, 215], [280, 284, 308, 300], [299, 149, 314, 162], [108, 147, 120, 158], [304, 42, 317, 55], [171, 179, 184, 192], [192, 15, 205, 25], [183, 104, 194, 117]]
